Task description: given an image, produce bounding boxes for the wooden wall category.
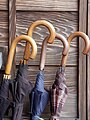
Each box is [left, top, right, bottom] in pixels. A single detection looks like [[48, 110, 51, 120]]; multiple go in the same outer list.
[[0, 0, 89, 120]]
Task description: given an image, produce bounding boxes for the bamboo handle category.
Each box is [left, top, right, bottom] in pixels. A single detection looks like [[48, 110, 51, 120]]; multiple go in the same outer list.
[[39, 33, 69, 70], [24, 20, 56, 60], [5, 35, 37, 75], [61, 31, 90, 67]]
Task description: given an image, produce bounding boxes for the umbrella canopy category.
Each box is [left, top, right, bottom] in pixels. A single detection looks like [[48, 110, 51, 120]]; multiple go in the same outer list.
[[0, 78, 11, 120], [0, 35, 37, 120], [49, 31, 90, 120], [50, 67, 68, 120], [30, 71, 49, 120], [11, 62, 33, 120]]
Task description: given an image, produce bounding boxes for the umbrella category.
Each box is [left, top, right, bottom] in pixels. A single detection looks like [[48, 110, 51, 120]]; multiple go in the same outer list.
[[50, 31, 90, 120], [39, 33, 69, 120], [22, 20, 56, 120], [0, 35, 37, 120], [29, 36, 54, 120], [0, 77, 11, 120], [29, 32, 69, 120]]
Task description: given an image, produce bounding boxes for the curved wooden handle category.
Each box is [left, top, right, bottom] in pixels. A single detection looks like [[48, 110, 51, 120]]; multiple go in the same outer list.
[[39, 36, 49, 70], [61, 31, 90, 67], [5, 35, 37, 75], [56, 33, 69, 55], [24, 20, 56, 60], [39, 33, 69, 70]]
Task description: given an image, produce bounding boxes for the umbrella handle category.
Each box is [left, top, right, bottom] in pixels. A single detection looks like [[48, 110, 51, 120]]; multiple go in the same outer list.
[[24, 20, 56, 61], [61, 31, 90, 67], [39, 33, 69, 70], [5, 35, 37, 76]]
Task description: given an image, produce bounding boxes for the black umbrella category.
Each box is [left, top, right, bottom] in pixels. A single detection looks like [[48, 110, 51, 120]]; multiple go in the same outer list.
[[0, 35, 37, 120], [50, 31, 90, 120], [0, 77, 11, 120]]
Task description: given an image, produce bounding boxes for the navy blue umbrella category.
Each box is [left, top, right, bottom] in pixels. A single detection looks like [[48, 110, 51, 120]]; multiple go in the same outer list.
[[30, 71, 49, 120], [30, 37, 51, 120]]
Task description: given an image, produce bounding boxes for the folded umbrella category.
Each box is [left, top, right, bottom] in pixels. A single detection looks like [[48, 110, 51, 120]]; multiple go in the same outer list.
[[23, 20, 56, 120], [0, 35, 37, 120], [0, 78, 11, 120], [11, 61, 33, 120], [29, 36, 53, 120], [29, 31, 69, 120], [50, 67, 68, 120], [50, 31, 90, 120]]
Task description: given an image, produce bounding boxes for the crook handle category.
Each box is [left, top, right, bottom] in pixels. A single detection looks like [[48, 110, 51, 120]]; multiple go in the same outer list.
[[61, 31, 90, 67], [24, 20, 56, 61], [5, 35, 37, 75], [40, 33, 69, 70]]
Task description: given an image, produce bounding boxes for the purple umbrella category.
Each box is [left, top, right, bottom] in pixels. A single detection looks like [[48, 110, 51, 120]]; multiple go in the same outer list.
[[50, 31, 90, 120]]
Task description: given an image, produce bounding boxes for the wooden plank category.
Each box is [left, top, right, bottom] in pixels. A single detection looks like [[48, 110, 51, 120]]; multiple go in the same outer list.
[[0, 11, 8, 47], [0, 0, 78, 11], [16, 12, 78, 66], [16, 0, 78, 11], [9, 0, 16, 78], [0, 0, 8, 10], [78, 0, 88, 119], [87, 2, 90, 120], [15, 66, 77, 118]]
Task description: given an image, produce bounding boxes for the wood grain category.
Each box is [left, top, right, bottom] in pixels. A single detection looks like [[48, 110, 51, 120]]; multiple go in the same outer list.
[[16, 12, 78, 66], [87, 2, 90, 120], [15, 66, 77, 118], [0, 11, 8, 47], [0, 0, 78, 11], [78, 0, 88, 119], [16, 0, 78, 11], [9, 0, 16, 78], [0, 0, 8, 10]]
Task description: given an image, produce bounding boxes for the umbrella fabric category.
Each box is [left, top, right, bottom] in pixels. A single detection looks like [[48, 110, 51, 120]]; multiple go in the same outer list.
[[50, 67, 68, 120], [10, 63, 33, 120], [30, 71, 49, 120], [0, 79, 11, 120]]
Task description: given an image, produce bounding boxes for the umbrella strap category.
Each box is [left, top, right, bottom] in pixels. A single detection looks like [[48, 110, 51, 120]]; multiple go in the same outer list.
[[35, 115, 44, 120]]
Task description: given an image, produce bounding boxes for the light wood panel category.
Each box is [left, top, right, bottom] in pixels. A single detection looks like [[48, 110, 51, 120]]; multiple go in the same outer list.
[[0, 0, 8, 10], [0, 11, 8, 47], [16, 0, 78, 11], [87, 2, 90, 120], [0, 0, 78, 11], [15, 66, 77, 118], [16, 12, 78, 66], [78, 0, 88, 119]]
